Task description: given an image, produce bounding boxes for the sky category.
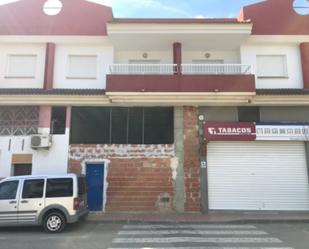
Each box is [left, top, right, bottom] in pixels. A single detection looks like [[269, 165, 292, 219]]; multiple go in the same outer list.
[[95, 0, 263, 18], [0, 0, 261, 18], [0, 0, 309, 18]]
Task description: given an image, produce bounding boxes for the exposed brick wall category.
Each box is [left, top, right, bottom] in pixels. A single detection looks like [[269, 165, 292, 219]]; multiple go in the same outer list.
[[69, 159, 82, 174], [183, 106, 201, 212], [106, 158, 174, 212], [69, 144, 176, 213]]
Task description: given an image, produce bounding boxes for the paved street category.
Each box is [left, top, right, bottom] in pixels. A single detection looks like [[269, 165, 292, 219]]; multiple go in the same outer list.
[[0, 221, 309, 249]]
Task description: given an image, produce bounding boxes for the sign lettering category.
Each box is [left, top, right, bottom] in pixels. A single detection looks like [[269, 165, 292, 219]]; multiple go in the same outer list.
[[204, 122, 256, 141]]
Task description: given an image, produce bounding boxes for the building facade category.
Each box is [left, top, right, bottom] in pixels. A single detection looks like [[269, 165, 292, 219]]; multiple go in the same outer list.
[[0, 0, 309, 213]]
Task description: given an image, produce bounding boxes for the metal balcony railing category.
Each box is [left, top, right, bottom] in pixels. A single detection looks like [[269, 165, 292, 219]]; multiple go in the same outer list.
[[181, 64, 252, 75], [109, 63, 252, 75], [109, 64, 178, 75]]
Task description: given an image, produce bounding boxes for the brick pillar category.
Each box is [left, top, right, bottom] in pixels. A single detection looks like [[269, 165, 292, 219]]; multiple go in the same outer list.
[[173, 42, 182, 75], [44, 43, 56, 90], [300, 43, 309, 89], [183, 106, 201, 212]]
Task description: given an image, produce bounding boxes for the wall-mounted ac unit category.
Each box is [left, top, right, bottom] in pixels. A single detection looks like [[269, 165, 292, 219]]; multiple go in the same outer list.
[[31, 135, 52, 149]]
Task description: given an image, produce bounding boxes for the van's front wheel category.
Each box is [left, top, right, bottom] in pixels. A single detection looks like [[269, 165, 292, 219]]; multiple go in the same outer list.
[[43, 212, 66, 233]]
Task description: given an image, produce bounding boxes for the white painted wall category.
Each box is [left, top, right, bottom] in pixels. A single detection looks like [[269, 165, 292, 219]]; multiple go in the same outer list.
[[0, 129, 70, 178], [114, 50, 172, 64], [0, 44, 46, 89], [53, 45, 113, 89], [115, 50, 240, 65], [182, 50, 240, 64], [241, 44, 303, 89]]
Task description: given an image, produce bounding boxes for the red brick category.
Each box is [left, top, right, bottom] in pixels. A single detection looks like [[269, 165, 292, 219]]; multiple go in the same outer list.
[[183, 106, 201, 212], [106, 158, 174, 212]]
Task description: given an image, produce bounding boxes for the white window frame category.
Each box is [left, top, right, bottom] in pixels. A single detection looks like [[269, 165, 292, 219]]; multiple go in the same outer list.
[[5, 54, 38, 79], [66, 55, 98, 79], [256, 55, 288, 78]]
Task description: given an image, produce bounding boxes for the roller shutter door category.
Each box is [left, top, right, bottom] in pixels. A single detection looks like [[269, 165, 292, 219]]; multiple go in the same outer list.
[[207, 141, 309, 211]]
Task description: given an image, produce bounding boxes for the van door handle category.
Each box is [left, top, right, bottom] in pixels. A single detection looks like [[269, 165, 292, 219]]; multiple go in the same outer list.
[[9, 201, 17, 204], [20, 200, 28, 204]]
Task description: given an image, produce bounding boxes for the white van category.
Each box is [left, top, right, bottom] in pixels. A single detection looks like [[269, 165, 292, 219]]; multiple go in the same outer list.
[[0, 174, 88, 233]]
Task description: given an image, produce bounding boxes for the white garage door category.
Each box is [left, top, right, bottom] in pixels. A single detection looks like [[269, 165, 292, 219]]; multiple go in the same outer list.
[[207, 141, 309, 211]]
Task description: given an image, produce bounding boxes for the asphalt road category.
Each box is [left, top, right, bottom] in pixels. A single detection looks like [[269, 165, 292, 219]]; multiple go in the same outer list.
[[0, 221, 309, 249]]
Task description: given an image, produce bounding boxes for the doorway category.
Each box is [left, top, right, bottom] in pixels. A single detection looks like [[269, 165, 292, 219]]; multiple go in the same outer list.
[[86, 163, 104, 211]]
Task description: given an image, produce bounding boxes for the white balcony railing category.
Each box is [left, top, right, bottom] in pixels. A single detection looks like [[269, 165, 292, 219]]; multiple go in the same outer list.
[[109, 63, 252, 75], [181, 64, 252, 75], [109, 64, 178, 75]]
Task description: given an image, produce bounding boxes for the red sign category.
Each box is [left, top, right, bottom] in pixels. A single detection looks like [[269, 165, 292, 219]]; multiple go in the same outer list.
[[204, 122, 256, 141]]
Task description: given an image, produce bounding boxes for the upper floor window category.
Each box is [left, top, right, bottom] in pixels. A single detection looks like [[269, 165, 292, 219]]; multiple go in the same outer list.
[[66, 55, 97, 79], [5, 54, 37, 79], [256, 55, 288, 78], [238, 107, 260, 122]]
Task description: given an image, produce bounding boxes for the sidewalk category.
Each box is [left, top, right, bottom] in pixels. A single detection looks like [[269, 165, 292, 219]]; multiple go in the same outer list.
[[86, 212, 309, 223]]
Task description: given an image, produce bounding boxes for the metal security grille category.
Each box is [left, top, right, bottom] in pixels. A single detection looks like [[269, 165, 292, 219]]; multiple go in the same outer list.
[[0, 107, 39, 136], [207, 141, 309, 211]]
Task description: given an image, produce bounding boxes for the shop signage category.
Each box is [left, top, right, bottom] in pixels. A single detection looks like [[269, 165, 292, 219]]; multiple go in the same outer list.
[[204, 122, 256, 141], [256, 124, 309, 141]]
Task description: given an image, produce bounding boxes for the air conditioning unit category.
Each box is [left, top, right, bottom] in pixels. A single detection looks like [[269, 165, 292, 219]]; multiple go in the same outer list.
[[31, 135, 52, 149]]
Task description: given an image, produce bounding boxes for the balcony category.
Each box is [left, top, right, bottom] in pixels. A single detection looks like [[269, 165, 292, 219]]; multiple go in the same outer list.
[[109, 64, 178, 75], [106, 64, 256, 93], [181, 64, 252, 75]]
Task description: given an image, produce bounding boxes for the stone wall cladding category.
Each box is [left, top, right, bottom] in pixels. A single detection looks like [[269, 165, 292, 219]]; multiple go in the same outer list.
[[69, 144, 175, 213], [69, 144, 175, 160], [183, 106, 201, 212]]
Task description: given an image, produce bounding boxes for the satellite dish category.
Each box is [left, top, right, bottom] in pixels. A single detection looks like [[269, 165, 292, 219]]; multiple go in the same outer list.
[[43, 0, 63, 16], [293, 0, 309, 15]]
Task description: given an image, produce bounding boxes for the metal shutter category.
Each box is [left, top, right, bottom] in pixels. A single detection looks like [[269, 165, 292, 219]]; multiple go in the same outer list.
[[207, 141, 309, 211]]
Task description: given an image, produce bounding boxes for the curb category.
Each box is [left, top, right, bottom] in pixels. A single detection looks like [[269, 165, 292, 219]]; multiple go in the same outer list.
[[85, 214, 309, 224]]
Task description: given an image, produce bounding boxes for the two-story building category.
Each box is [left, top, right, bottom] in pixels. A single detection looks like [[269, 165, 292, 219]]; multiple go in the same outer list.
[[0, 0, 309, 213]]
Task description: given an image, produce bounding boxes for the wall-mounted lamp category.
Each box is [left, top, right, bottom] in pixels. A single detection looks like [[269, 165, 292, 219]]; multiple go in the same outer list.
[[43, 0, 63, 16], [204, 53, 211, 59]]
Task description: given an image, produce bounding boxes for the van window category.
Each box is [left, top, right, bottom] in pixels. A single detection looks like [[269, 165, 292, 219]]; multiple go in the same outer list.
[[0, 181, 19, 200], [22, 179, 44, 199], [46, 178, 73, 198], [78, 177, 86, 196]]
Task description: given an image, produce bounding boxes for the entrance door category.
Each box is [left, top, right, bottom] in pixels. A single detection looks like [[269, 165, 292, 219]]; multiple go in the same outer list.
[[86, 163, 104, 211], [0, 180, 20, 225]]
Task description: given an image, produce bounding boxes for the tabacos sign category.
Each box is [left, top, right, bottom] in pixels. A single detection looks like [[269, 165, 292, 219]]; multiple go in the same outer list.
[[205, 122, 256, 141]]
